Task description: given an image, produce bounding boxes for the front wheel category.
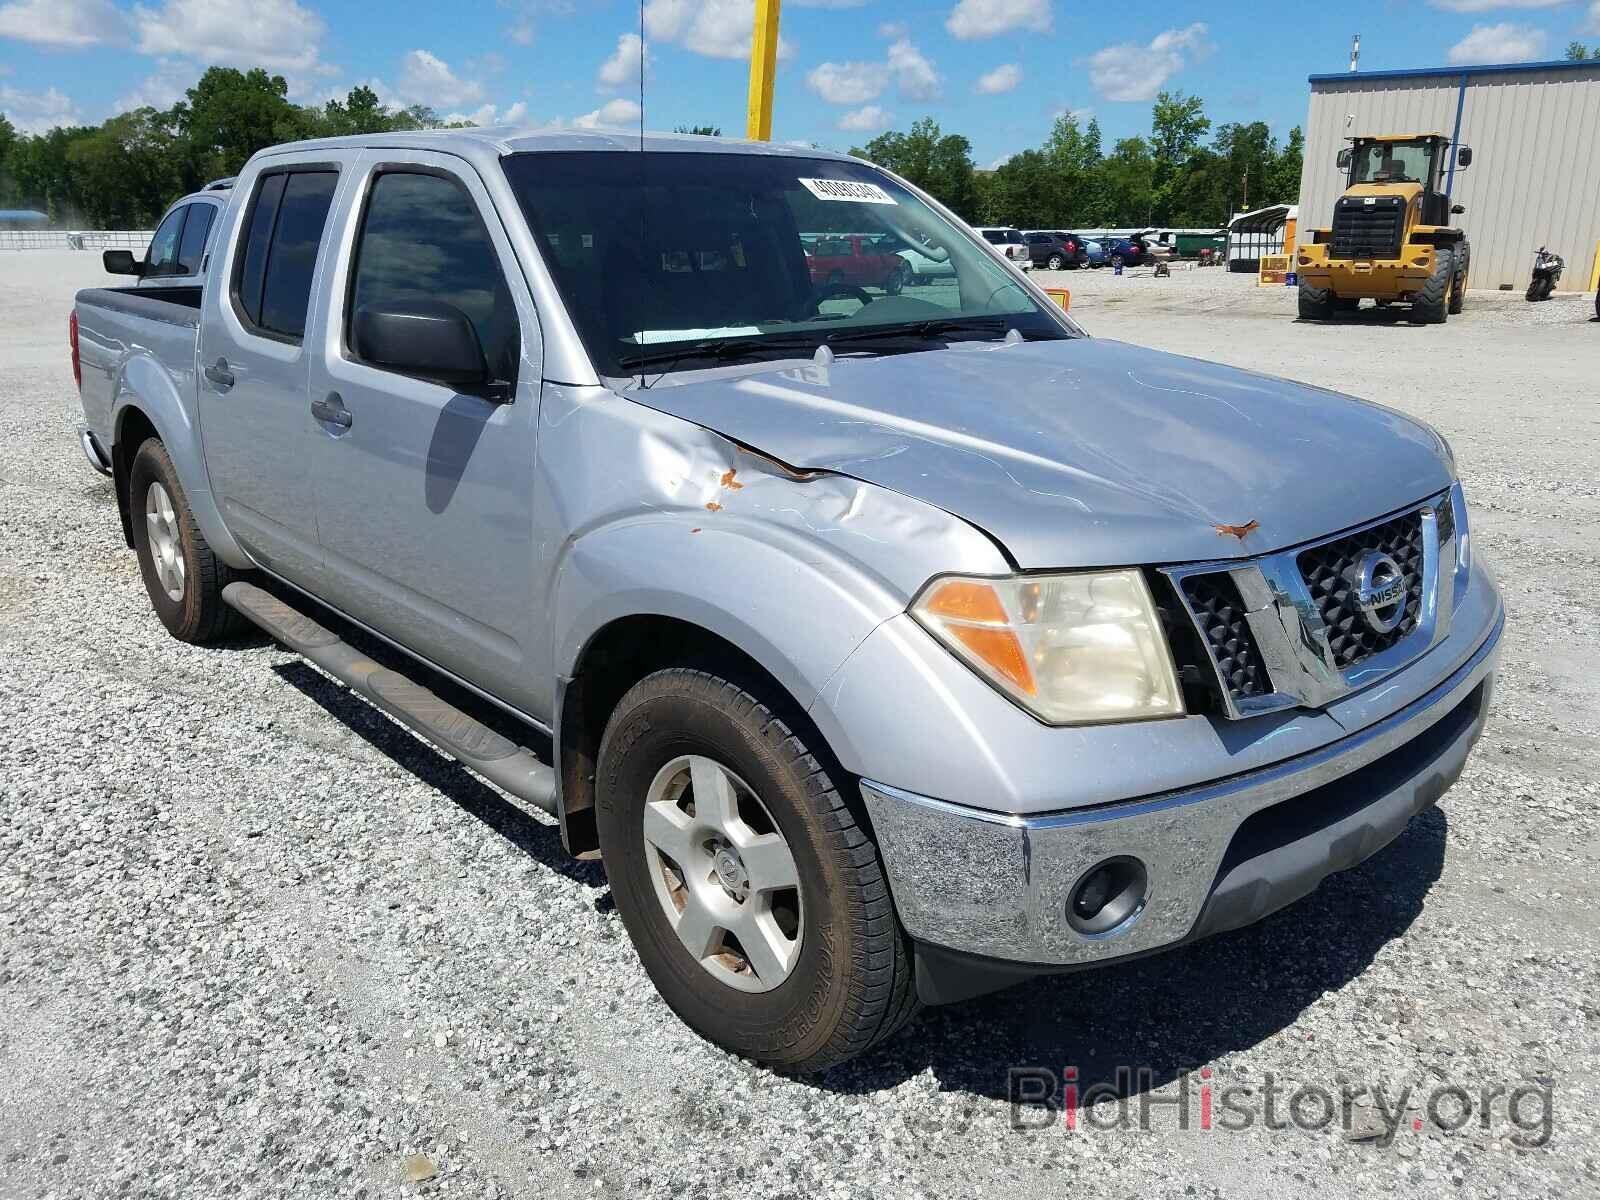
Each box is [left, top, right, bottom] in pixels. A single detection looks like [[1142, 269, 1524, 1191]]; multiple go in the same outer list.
[[884, 263, 907, 295], [596, 667, 918, 1071], [1412, 249, 1453, 323], [1298, 279, 1334, 320]]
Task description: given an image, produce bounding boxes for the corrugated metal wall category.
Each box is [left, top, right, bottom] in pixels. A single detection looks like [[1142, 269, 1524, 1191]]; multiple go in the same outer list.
[[1299, 64, 1600, 291]]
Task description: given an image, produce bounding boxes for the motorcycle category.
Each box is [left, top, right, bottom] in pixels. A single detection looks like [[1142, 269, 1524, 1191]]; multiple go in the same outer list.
[[1526, 246, 1564, 301]]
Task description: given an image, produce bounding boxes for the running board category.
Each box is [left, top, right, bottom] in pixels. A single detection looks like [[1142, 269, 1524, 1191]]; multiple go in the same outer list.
[[222, 581, 557, 815]]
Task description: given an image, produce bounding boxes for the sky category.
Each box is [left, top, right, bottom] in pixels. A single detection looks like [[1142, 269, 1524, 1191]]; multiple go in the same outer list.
[[2, 0, 1599, 165]]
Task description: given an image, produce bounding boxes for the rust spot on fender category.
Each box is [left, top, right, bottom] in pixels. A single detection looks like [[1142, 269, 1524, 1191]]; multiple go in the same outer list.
[[1214, 519, 1260, 539], [719, 468, 744, 490], [704, 501, 722, 512]]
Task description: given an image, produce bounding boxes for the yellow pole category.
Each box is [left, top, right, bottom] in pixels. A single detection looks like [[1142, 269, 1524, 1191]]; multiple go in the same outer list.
[[746, 0, 780, 141]]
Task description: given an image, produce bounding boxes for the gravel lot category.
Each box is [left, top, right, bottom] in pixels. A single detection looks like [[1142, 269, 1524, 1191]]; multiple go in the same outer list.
[[3, 250, 1598, 1199]]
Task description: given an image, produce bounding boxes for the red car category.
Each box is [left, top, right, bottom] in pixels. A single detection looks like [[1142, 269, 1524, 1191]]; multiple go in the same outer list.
[[804, 234, 909, 293]]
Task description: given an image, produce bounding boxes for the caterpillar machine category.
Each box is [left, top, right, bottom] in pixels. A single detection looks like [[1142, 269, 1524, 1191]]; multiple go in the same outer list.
[[1297, 132, 1472, 324]]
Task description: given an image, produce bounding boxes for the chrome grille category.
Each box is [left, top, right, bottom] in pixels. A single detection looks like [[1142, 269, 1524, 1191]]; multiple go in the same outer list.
[[1297, 510, 1425, 668], [1182, 572, 1270, 701]]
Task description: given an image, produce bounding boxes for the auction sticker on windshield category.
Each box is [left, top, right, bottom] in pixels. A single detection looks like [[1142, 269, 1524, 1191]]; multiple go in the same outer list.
[[798, 178, 897, 205]]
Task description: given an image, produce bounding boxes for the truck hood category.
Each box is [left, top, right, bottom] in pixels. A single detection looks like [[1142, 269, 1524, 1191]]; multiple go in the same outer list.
[[624, 337, 1453, 569]]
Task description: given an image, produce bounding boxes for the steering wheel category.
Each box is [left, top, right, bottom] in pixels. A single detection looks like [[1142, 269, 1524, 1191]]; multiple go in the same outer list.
[[810, 282, 875, 314]]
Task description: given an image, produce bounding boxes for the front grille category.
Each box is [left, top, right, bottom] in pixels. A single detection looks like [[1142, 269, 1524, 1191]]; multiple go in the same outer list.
[[1297, 510, 1424, 668], [1330, 197, 1404, 259], [1182, 572, 1270, 700], [1434, 492, 1455, 547]]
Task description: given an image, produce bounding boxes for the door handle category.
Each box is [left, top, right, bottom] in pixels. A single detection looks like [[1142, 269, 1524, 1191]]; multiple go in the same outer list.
[[311, 394, 353, 429], [203, 358, 234, 391]]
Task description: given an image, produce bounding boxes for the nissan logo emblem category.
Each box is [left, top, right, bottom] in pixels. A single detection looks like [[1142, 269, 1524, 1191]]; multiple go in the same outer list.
[[1352, 551, 1407, 633]]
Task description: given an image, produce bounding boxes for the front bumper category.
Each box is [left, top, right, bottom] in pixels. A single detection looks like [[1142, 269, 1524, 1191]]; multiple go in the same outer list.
[[859, 607, 1501, 996]]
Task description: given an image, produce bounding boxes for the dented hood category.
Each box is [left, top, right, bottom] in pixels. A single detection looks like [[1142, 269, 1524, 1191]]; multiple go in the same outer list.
[[624, 337, 1453, 569]]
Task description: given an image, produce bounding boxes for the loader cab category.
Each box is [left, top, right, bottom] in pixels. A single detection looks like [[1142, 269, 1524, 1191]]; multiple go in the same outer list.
[[1337, 134, 1469, 226]]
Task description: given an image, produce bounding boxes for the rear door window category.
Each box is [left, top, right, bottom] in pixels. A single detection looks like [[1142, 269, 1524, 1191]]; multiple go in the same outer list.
[[176, 203, 215, 276], [232, 169, 339, 341], [145, 206, 187, 277]]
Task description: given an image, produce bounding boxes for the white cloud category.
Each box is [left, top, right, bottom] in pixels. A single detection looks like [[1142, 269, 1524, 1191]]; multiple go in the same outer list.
[[645, 0, 792, 61], [115, 58, 192, 111], [0, 83, 83, 132], [1584, 0, 1600, 33], [574, 97, 642, 128], [133, 0, 332, 75], [394, 49, 486, 109], [446, 100, 529, 126], [837, 104, 891, 132], [808, 36, 940, 106], [1088, 22, 1211, 102], [974, 62, 1022, 94], [1447, 21, 1546, 63], [597, 32, 646, 91], [878, 20, 907, 37], [0, 0, 126, 47], [886, 37, 940, 99], [1428, 0, 1562, 9], [945, 0, 1051, 40], [806, 60, 885, 104]]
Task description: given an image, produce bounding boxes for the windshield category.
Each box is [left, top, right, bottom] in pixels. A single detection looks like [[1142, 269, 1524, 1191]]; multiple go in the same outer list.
[[1349, 140, 1434, 185], [502, 151, 1070, 376]]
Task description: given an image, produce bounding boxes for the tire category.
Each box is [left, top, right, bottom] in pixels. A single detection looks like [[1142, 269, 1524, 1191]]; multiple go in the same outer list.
[[1297, 279, 1334, 320], [1595, 286, 1599, 322], [1412, 248, 1452, 324], [1111, 254, 1124, 268], [596, 667, 918, 1071], [1450, 243, 1469, 314], [1046, 254, 1065, 270], [884, 263, 907, 295], [127, 437, 249, 643], [1525, 279, 1542, 302]]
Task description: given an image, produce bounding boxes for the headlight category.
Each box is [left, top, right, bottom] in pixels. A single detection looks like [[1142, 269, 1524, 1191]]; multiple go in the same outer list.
[[910, 570, 1184, 725]]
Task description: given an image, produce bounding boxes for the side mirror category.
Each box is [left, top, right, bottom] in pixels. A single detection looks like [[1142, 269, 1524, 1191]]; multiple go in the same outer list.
[[1455, 146, 1472, 168], [103, 249, 144, 276], [1451, 204, 1466, 215], [352, 301, 488, 388], [1336, 147, 1352, 170]]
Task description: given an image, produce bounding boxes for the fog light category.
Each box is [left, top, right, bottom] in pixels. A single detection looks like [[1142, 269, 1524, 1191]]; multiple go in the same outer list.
[[1067, 856, 1149, 936]]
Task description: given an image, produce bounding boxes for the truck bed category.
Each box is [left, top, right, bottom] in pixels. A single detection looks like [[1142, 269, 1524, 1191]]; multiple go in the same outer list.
[[74, 285, 203, 455]]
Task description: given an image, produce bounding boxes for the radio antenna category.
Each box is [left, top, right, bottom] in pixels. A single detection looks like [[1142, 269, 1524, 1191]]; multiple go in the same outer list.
[[637, 0, 650, 387]]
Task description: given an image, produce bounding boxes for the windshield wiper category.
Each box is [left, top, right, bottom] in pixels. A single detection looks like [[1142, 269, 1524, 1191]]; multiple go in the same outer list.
[[822, 315, 1014, 345], [616, 334, 820, 372]]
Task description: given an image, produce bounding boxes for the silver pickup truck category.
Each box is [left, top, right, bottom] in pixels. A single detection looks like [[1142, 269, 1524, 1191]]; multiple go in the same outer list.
[[72, 128, 1503, 1072]]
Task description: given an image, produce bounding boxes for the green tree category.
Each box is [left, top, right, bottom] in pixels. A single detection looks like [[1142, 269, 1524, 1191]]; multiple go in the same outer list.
[[673, 124, 722, 136], [1099, 136, 1155, 226], [1148, 91, 1212, 223], [65, 108, 185, 225], [1566, 41, 1595, 60], [1264, 126, 1303, 207], [850, 118, 979, 220], [173, 67, 314, 181]]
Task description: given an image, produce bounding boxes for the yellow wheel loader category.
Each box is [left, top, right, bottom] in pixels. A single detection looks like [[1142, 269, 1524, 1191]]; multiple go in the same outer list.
[[1296, 133, 1472, 324]]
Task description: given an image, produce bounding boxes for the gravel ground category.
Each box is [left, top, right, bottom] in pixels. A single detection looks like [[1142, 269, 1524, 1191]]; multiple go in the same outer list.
[[3, 250, 1599, 1199]]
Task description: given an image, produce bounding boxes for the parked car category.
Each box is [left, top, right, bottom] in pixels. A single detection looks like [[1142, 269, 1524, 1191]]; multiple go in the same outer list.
[[1098, 234, 1148, 267], [72, 128, 1502, 1074], [896, 240, 957, 283], [1081, 237, 1108, 267], [804, 233, 909, 293], [974, 226, 1033, 270], [1022, 230, 1088, 270], [102, 178, 234, 289]]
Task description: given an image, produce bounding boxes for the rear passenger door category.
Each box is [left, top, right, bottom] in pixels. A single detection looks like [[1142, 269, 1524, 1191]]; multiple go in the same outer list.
[[305, 152, 544, 706], [198, 155, 358, 586]]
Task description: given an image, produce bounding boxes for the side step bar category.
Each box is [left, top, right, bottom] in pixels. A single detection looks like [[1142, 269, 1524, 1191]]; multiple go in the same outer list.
[[222, 581, 557, 815]]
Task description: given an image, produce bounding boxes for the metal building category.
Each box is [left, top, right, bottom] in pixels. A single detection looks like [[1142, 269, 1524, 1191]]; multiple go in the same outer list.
[[1299, 59, 1600, 292]]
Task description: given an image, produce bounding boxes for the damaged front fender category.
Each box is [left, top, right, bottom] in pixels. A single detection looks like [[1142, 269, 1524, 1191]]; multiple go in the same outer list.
[[537, 382, 1009, 713]]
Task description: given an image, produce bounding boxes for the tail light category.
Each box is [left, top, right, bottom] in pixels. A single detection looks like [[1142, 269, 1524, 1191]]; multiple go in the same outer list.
[[69, 310, 81, 390]]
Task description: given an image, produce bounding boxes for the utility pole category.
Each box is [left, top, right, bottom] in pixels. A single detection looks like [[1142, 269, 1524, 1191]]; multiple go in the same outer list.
[[746, 0, 781, 140]]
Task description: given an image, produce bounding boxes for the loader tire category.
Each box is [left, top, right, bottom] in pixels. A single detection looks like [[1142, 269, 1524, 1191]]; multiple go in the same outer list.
[[1412, 249, 1452, 324], [1449, 244, 1468, 314], [1298, 280, 1335, 321]]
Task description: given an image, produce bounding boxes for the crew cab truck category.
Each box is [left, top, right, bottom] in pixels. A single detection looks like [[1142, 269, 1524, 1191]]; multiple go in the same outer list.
[[1296, 133, 1472, 323], [73, 128, 1503, 1072]]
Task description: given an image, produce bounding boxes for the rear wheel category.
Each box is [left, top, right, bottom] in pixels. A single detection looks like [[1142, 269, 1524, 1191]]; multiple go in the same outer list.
[[1046, 254, 1065, 270], [1297, 279, 1334, 320], [596, 667, 918, 1071], [1450, 244, 1469, 314], [127, 437, 249, 643], [1412, 249, 1452, 324], [884, 263, 907, 295]]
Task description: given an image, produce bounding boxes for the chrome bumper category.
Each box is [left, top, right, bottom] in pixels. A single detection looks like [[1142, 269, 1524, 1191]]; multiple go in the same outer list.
[[860, 609, 1502, 974]]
